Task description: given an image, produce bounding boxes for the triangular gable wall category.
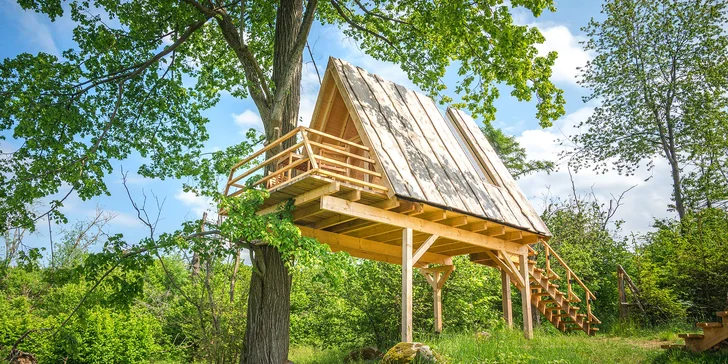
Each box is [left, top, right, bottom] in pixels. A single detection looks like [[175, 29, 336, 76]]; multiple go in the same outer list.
[[309, 57, 550, 236]]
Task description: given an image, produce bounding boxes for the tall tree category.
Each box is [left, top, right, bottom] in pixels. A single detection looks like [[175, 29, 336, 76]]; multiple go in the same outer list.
[[570, 0, 728, 220], [481, 123, 555, 179], [0, 0, 566, 361]]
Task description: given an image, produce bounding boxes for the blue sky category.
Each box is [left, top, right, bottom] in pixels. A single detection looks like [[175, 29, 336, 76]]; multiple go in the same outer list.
[[0, 0, 675, 252]]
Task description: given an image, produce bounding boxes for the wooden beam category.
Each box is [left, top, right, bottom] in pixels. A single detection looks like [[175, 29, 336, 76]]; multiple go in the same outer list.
[[464, 221, 489, 232], [258, 182, 340, 216], [412, 235, 439, 265], [440, 216, 468, 227], [297, 226, 451, 266], [519, 253, 534, 339], [483, 249, 525, 288], [402, 228, 413, 342], [325, 198, 400, 232], [340, 189, 361, 202], [485, 226, 506, 236], [320, 196, 524, 252], [501, 269, 513, 328]]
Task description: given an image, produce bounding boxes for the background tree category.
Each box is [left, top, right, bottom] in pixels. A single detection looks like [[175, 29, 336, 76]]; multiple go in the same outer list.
[[481, 123, 555, 179], [0, 0, 566, 361], [570, 0, 728, 220]]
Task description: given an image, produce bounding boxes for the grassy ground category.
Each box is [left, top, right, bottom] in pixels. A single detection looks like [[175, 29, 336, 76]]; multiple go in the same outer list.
[[289, 327, 728, 364]]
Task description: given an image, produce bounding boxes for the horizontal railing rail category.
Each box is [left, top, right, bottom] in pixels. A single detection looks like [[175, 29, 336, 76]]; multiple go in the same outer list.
[[223, 126, 387, 200]]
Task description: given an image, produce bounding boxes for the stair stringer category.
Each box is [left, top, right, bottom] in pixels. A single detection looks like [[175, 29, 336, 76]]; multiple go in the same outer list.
[[529, 265, 595, 335]]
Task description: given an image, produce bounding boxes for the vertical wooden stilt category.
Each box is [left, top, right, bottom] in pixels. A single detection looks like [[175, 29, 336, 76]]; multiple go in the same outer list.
[[401, 228, 413, 342], [433, 283, 442, 333], [501, 268, 513, 328], [420, 265, 454, 335], [519, 253, 533, 339]]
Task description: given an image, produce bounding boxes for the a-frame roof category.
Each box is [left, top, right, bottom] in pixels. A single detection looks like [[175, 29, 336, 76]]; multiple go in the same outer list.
[[312, 58, 550, 236]]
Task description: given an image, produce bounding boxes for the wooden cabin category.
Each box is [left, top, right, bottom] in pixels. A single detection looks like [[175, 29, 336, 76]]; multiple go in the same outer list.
[[223, 58, 600, 341]]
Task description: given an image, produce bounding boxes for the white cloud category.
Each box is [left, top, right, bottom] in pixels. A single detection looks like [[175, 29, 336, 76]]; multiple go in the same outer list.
[[175, 190, 214, 219], [515, 107, 675, 235], [532, 25, 593, 85], [104, 210, 143, 228], [232, 109, 263, 132], [2, 0, 60, 57]]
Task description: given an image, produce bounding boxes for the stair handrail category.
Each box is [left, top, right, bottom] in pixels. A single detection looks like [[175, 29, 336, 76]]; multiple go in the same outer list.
[[538, 239, 596, 301], [537, 239, 600, 325]]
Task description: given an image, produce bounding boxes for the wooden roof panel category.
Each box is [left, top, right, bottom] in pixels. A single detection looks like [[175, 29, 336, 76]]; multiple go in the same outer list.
[[325, 57, 550, 236]]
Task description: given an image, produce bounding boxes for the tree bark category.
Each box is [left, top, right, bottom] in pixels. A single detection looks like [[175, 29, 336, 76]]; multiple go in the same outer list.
[[242, 246, 293, 364], [242, 0, 302, 362]]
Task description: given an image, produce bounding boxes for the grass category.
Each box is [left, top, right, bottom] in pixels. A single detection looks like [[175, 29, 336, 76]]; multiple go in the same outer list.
[[289, 327, 728, 364]]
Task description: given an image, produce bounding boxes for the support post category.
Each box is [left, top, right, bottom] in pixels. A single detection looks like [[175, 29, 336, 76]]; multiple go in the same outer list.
[[419, 265, 454, 334], [433, 281, 442, 333], [401, 228, 413, 342], [618, 265, 627, 322], [519, 252, 533, 339], [501, 268, 513, 328]]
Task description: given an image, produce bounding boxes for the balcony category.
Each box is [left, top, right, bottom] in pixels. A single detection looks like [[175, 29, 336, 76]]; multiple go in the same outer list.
[[224, 126, 389, 210]]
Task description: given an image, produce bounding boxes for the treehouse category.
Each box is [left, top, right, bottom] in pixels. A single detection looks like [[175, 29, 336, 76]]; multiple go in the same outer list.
[[222, 58, 600, 341]]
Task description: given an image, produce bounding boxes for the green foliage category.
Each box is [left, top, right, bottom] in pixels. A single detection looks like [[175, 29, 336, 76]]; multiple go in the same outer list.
[[0, 0, 566, 233], [636, 208, 728, 322], [480, 123, 555, 179], [570, 0, 728, 218], [292, 328, 728, 364], [289, 255, 504, 350]]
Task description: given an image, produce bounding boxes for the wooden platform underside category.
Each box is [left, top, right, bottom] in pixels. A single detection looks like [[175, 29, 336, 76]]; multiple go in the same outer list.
[[262, 176, 544, 270]]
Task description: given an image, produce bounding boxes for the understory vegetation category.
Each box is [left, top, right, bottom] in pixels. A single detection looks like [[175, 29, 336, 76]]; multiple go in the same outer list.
[[2, 195, 727, 362]]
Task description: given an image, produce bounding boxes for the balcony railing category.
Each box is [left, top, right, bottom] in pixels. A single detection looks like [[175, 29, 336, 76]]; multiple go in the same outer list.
[[224, 126, 387, 198]]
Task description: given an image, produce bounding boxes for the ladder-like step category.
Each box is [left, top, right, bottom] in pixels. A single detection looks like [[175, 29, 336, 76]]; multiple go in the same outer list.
[[697, 322, 723, 329], [678, 333, 704, 339]]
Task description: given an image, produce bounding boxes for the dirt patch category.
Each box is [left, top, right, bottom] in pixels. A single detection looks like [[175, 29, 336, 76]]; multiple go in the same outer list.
[[593, 336, 668, 350]]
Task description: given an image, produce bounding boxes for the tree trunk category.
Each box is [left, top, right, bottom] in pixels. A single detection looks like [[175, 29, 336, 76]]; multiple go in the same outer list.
[[669, 156, 686, 221], [242, 0, 302, 362], [242, 246, 293, 363]]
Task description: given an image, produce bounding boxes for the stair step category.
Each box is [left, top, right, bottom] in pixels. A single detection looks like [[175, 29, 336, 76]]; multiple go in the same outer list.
[[549, 283, 560, 288], [529, 260, 538, 265], [569, 306, 581, 311], [678, 333, 704, 339], [590, 327, 600, 331], [716, 311, 728, 317], [697, 322, 722, 329]]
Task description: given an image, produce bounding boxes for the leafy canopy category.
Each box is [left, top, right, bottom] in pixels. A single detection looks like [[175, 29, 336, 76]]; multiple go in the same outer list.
[[568, 0, 728, 216], [1, 0, 565, 233]]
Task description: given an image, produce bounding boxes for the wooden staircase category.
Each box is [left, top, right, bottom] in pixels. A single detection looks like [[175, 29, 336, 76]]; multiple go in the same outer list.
[[471, 240, 600, 335], [529, 261, 600, 335], [662, 311, 728, 352], [526, 242, 600, 336]]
